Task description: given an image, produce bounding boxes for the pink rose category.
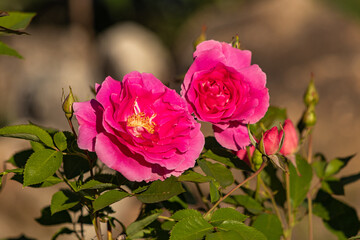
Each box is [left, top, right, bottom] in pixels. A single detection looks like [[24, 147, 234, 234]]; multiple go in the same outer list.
[[181, 40, 269, 151], [261, 126, 280, 155], [73, 72, 204, 182], [279, 119, 298, 156]]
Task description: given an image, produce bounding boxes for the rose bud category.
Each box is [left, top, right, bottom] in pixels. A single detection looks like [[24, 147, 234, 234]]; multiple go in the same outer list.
[[259, 126, 280, 156], [279, 119, 299, 156]]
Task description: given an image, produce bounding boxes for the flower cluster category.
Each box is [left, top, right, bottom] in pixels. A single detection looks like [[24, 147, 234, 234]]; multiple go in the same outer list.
[[74, 40, 270, 182]]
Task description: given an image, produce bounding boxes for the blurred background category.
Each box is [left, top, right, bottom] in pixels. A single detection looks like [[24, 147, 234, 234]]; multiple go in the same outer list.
[[0, 0, 360, 239]]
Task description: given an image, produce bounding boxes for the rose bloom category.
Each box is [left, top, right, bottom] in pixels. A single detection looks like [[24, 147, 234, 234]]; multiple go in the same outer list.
[[181, 40, 269, 151], [73, 72, 204, 182]]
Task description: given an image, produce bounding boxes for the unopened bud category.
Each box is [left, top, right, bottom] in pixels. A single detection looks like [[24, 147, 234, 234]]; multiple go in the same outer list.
[[62, 86, 75, 120], [193, 25, 207, 49], [252, 149, 263, 170], [231, 34, 241, 49], [304, 77, 319, 106], [302, 106, 317, 127]]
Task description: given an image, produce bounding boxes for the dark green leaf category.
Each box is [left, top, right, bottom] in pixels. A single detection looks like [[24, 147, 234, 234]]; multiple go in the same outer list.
[[54, 132, 67, 151], [93, 190, 130, 211], [289, 154, 312, 208], [202, 150, 235, 168], [224, 195, 264, 214], [0, 12, 35, 30], [178, 170, 213, 183], [126, 211, 162, 237], [252, 214, 283, 240], [51, 227, 74, 240], [250, 106, 287, 138], [51, 190, 80, 215], [210, 208, 248, 226], [324, 155, 354, 178], [23, 149, 63, 186], [63, 155, 90, 179], [76, 179, 116, 192], [198, 159, 234, 188], [0, 124, 55, 148], [321, 179, 344, 195], [170, 216, 213, 240], [209, 180, 220, 203], [217, 220, 267, 240], [314, 190, 360, 238], [161, 221, 176, 231], [206, 231, 241, 240], [136, 176, 185, 203], [312, 153, 327, 178], [36, 206, 72, 225], [0, 41, 22, 58], [172, 209, 202, 221], [7, 149, 33, 168]]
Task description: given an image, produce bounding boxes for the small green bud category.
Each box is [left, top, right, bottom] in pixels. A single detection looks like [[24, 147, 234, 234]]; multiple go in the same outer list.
[[252, 149, 263, 170], [302, 106, 317, 127], [231, 34, 241, 49], [62, 86, 75, 120], [193, 25, 207, 50], [304, 77, 319, 106]]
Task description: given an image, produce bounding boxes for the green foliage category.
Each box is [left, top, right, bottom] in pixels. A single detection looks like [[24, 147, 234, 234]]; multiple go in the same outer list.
[[126, 211, 163, 238], [23, 149, 63, 186], [289, 154, 312, 208], [209, 208, 248, 226], [170, 216, 213, 240], [93, 190, 130, 211], [136, 177, 185, 203], [252, 214, 283, 240], [51, 190, 80, 215], [197, 159, 234, 188]]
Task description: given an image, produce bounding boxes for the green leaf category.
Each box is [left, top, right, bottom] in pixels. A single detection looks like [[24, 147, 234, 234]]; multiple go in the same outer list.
[[324, 155, 354, 178], [7, 149, 33, 168], [0, 41, 22, 58], [202, 149, 235, 168], [51, 190, 80, 215], [210, 208, 248, 226], [252, 214, 283, 240], [0, 124, 55, 148], [289, 154, 312, 208], [198, 159, 234, 188], [30, 141, 45, 151], [93, 190, 130, 211], [23, 149, 63, 186], [172, 209, 203, 221], [36, 206, 72, 225], [0, 12, 35, 30], [321, 179, 344, 195], [312, 153, 327, 178], [54, 131, 67, 151], [63, 155, 90, 179], [170, 216, 213, 240], [178, 170, 213, 183], [224, 195, 264, 214], [206, 231, 241, 240], [77, 179, 116, 191], [136, 176, 185, 203], [209, 180, 220, 203], [40, 175, 63, 188], [51, 227, 74, 240], [217, 220, 267, 240], [314, 190, 360, 238], [126, 211, 162, 237]]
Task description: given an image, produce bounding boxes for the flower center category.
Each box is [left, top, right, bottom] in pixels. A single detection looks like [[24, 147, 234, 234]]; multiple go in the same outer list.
[[126, 99, 156, 136]]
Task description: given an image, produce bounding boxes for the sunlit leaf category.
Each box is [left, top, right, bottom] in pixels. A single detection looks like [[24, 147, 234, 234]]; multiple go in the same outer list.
[[93, 190, 130, 212], [252, 214, 283, 240], [170, 216, 213, 240]]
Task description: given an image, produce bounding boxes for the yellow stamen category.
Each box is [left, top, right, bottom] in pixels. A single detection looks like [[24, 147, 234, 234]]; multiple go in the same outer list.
[[127, 112, 156, 135]]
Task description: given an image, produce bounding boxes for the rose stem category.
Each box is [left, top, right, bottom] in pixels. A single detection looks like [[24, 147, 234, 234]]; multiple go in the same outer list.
[[285, 165, 293, 240], [203, 161, 266, 218], [307, 131, 314, 240]]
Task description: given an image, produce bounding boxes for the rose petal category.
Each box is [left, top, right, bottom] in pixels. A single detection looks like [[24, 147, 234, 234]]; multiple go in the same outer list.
[[213, 122, 250, 151]]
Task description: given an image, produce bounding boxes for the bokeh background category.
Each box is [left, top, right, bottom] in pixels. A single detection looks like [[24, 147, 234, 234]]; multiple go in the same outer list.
[[0, 0, 360, 239]]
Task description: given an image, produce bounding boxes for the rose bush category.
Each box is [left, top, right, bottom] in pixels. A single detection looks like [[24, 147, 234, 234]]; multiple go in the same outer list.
[[181, 40, 269, 151], [73, 71, 204, 182]]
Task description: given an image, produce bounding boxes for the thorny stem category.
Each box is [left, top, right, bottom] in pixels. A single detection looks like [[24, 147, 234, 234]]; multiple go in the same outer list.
[[204, 161, 266, 218], [307, 132, 314, 240], [285, 165, 293, 240]]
